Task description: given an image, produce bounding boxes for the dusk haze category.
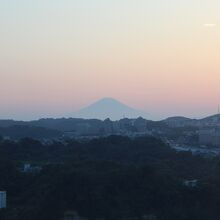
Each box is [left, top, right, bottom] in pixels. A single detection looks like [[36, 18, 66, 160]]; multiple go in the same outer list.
[[1, 0, 220, 120], [2, 1, 220, 220]]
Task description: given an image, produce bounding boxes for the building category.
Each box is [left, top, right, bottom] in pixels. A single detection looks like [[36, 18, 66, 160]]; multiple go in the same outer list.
[[199, 128, 220, 146], [0, 191, 6, 209], [183, 180, 198, 188], [133, 117, 148, 132], [22, 163, 42, 173]]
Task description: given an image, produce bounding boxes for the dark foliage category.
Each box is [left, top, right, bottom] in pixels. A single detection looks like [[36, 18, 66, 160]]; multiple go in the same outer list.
[[0, 136, 220, 220]]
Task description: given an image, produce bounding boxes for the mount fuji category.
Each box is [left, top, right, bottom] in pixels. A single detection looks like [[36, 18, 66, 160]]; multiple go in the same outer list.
[[74, 98, 147, 120]]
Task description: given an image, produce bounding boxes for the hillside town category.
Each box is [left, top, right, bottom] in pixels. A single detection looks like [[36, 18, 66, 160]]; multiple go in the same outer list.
[[1, 114, 220, 154]]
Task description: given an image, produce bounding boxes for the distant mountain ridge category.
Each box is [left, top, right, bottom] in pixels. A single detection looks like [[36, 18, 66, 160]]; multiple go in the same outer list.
[[163, 114, 220, 127], [1, 98, 220, 140]]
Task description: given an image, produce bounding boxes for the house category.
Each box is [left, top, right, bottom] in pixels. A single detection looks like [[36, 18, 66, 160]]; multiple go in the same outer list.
[[22, 163, 42, 173], [183, 180, 198, 188], [0, 191, 6, 209]]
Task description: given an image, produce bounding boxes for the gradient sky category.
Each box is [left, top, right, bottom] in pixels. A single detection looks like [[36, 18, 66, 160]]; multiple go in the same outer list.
[[1, 0, 220, 120]]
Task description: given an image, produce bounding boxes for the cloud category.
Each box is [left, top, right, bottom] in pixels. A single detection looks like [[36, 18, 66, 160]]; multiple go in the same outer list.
[[203, 23, 217, 27]]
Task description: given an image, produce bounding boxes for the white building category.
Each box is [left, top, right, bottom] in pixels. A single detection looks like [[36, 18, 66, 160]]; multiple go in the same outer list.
[[0, 191, 6, 209], [183, 180, 198, 188]]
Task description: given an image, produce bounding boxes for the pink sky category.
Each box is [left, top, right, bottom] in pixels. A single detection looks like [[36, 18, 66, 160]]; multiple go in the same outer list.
[[1, 0, 220, 120]]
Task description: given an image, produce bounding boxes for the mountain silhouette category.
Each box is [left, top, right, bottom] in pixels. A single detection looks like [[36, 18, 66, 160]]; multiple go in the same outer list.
[[74, 98, 147, 120]]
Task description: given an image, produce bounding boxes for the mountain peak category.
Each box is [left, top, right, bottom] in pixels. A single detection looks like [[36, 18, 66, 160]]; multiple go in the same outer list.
[[74, 98, 147, 120], [99, 97, 118, 101], [93, 97, 130, 107]]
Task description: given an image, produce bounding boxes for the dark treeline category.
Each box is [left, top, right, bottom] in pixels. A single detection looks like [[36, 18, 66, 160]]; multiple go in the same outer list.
[[0, 136, 220, 220]]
